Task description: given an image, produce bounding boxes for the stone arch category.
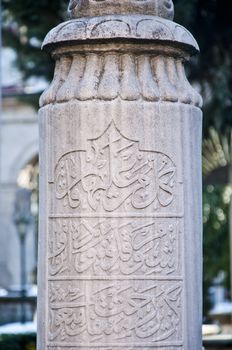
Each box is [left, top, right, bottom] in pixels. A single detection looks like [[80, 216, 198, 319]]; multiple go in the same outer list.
[[8, 140, 39, 184]]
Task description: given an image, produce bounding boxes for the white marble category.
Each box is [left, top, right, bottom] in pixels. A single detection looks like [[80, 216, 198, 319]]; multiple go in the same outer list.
[[38, 1, 203, 349]]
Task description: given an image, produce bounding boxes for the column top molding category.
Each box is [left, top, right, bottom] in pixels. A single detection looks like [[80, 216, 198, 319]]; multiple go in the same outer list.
[[67, 0, 174, 21], [42, 0, 199, 55], [42, 13, 199, 55]]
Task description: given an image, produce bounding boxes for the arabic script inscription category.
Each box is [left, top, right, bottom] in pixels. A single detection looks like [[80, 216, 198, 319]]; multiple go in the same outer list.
[[48, 281, 182, 345], [48, 121, 183, 348], [54, 122, 176, 212], [48, 218, 180, 277]]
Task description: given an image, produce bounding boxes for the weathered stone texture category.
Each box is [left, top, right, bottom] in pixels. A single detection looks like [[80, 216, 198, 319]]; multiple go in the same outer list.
[[67, 0, 174, 20], [38, 1, 202, 349]]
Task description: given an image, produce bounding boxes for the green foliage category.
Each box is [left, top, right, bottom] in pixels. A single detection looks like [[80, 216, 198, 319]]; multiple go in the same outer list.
[[203, 184, 231, 316], [2, 0, 232, 134], [2, 0, 67, 81], [174, 0, 232, 135], [0, 333, 36, 350]]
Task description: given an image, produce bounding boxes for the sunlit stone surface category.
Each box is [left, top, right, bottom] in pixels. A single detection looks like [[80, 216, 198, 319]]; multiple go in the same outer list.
[[38, 0, 203, 349]]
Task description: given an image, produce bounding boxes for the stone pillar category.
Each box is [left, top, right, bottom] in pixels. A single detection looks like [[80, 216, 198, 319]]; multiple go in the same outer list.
[[38, 1, 203, 349]]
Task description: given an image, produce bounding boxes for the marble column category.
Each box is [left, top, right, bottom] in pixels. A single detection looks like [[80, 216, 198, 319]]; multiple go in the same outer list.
[[38, 0, 203, 349]]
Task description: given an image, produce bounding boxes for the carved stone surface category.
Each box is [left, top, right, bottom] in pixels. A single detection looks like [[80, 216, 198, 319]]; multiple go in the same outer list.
[[40, 54, 201, 107], [48, 217, 181, 277], [42, 15, 199, 53], [68, 0, 174, 20], [48, 280, 182, 346], [54, 122, 176, 211], [38, 1, 202, 349]]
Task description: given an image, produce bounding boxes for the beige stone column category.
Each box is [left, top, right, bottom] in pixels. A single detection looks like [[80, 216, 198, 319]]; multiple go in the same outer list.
[[38, 1, 203, 349]]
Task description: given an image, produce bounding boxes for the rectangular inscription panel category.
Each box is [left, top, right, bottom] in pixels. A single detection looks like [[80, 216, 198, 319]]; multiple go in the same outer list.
[[46, 119, 184, 349], [50, 121, 182, 216], [48, 218, 182, 278], [48, 280, 182, 346]]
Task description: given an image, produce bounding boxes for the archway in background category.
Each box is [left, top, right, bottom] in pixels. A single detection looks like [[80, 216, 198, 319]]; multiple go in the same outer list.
[[17, 154, 39, 284]]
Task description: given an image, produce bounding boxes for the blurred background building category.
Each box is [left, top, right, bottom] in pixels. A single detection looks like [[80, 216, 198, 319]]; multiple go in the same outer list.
[[0, 48, 41, 291], [0, 48, 44, 326]]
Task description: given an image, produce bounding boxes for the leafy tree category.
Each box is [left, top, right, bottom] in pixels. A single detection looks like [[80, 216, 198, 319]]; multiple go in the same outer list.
[[175, 0, 232, 135], [0, 333, 36, 350], [2, 0, 232, 134], [202, 128, 232, 315], [2, 0, 66, 81], [203, 184, 231, 317]]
